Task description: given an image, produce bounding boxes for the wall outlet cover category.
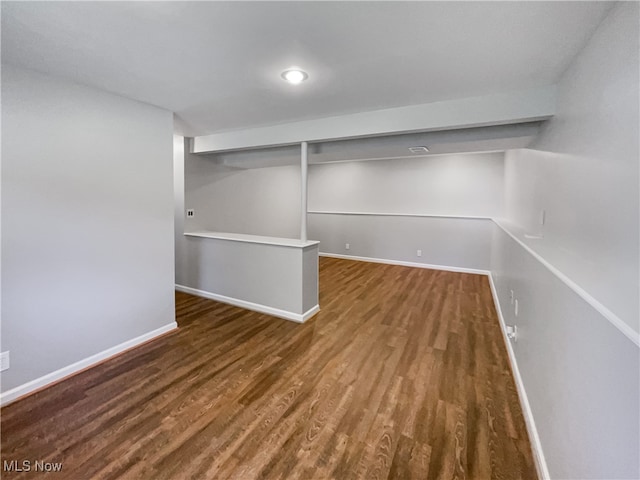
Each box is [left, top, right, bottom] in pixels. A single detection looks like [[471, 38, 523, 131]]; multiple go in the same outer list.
[[506, 325, 518, 342]]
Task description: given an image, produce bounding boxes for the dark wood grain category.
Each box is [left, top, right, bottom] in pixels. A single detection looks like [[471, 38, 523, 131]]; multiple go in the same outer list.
[[1, 257, 537, 479]]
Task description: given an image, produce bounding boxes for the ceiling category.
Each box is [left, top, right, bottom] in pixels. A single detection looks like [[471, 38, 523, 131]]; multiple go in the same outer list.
[[2, 1, 612, 136]]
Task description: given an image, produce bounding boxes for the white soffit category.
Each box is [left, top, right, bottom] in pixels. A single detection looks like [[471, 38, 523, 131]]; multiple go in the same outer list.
[[192, 88, 555, 153], [200, 121, 543, 169]]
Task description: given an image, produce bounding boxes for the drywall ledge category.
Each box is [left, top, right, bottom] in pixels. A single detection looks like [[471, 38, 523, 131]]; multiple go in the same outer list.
[[0, 322, 178, 407], [193, 87, 556, 152], [492, 219, 639, 347], [309, 211, 491, 220], [184, 231, 319, 248]]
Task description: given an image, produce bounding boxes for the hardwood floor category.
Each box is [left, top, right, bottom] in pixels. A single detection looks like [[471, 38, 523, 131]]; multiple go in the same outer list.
[[1, 257, 537, 479]]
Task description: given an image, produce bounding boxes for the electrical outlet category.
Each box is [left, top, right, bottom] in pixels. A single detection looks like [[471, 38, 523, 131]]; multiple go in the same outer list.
[[506, 325, 518, 342], [515, 299, 519, 317], [345, 243, 350, 250], [186, 209, 194, 218], [417, 249, 422, 257], [0, 351, 9, 372], [510, 290, 514, 305]]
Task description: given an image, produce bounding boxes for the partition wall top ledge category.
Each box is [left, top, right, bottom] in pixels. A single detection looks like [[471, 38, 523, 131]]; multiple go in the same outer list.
[[191, 87, 556, 154], [184, 231, 319, 249]]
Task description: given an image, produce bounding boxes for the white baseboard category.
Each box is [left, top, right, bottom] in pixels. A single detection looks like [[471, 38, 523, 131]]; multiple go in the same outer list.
[[0, 322, 178, 407], [319, 252, 490, 275], [488, 274, 550, 480], [302, 305, 321, 322], [175, 284, 319, 324]]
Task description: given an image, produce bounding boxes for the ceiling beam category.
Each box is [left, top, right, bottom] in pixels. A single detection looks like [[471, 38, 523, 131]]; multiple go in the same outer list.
[[192, 86, 556, 153]]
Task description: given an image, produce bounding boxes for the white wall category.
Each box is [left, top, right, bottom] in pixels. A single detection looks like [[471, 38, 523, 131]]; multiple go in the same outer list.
[[308, 152, 504, 271], [504, 148, 638, 331], [492, 3, 640, 478], [183, 149, 301, 239], [491, 224, 639, 480], [1, 65, 175, 396], [176, 236, 318, 320], [309, 214, 494, 271], [503, 0, 639, 332], [309, 152, 504, 216]]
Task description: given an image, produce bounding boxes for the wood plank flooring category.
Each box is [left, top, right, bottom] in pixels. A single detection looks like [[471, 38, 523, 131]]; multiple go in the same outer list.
[[1, 257, 537, 479]]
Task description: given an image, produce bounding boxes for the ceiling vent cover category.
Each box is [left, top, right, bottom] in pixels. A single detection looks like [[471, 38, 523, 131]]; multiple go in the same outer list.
[[408, 146, 429, 154]]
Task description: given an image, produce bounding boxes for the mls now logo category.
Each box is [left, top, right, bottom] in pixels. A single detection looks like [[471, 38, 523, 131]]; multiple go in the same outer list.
[[3, 460, 63, 472]]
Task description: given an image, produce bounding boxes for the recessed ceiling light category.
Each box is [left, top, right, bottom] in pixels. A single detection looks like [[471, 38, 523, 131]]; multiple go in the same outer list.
[[281, 69, 308, 85], [408, 146, 429, 154]]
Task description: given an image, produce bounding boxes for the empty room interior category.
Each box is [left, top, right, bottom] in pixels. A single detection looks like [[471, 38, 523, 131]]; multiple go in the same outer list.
[[1, 1, 639, 479]]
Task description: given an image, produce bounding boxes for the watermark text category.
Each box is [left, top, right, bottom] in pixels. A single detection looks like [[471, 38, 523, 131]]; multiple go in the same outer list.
[[3, 460, 63, 473]]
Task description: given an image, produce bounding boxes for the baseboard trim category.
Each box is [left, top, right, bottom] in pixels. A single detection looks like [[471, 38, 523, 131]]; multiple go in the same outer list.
[[302, 305, 321, 322], [0, 322, 178, 407], [488, 274, 550, 480], [175, 284, 319, 323], [319, 252, 490, 275]]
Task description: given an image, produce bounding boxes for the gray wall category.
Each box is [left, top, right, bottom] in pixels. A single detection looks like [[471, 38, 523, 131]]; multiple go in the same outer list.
[[491, 225, 639, 479], [177, 236, 315, 316], [309, 214, 494, 271], [492, 3, 640, 478], [308, 152, 504, 271], [504, 1, 639, 332], [1, 65, 175, 393], [309, 152, 504, 216], [183, 148, 301, 239]]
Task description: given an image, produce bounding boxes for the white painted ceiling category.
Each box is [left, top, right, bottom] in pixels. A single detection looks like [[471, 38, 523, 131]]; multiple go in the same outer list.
[[2, 1, 612, 136]]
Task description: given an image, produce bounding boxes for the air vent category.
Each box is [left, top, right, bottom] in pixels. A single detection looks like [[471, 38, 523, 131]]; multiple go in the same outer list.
[[408, 146, 429, 154]]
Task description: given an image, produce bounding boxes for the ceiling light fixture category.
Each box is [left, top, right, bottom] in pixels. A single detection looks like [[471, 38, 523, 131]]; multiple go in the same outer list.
[[408, 146, 429, 154], [281, 68, 308, 85]]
